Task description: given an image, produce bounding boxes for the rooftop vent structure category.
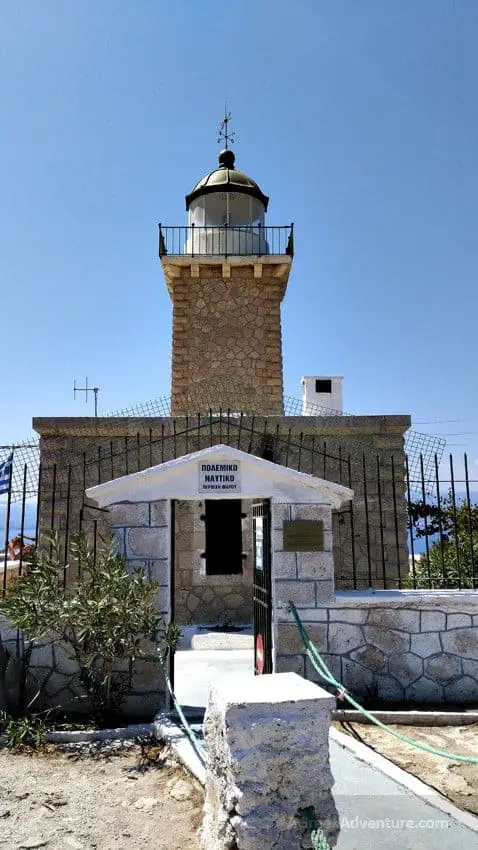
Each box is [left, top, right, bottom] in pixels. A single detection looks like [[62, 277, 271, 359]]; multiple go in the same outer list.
[[301, 376, 343, 415]]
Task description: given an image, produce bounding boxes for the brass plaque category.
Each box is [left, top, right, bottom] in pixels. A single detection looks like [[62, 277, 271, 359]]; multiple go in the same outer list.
[[283, 520, 324, 552]]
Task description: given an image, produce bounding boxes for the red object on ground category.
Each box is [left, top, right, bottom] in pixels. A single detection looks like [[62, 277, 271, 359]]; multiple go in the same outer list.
[[255, 633, 264, 675]]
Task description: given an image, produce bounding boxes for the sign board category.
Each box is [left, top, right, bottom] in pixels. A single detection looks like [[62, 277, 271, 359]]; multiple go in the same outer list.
[[283, 519, 324, 552], [198, 460, 241, 494]]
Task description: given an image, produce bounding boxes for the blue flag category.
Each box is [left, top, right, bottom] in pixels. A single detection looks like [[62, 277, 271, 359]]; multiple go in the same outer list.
[[0, 452, 13, 496]]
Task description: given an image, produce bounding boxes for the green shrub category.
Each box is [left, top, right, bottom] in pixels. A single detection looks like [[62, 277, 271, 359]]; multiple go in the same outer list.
[[1, 711, 47, 749], [0, 630, 36, 717], [1, 532, 169, 724]]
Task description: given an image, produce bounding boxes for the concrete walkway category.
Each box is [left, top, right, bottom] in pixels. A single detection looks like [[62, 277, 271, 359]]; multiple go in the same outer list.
[[174, 628, 253, 709], [330, 737, 478, 848], [173, 637, 478, 847], [175, 647, 253, 708]]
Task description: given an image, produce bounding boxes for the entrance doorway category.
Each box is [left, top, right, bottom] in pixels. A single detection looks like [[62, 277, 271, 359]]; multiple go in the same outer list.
[[86, 443, 354, 714], [172, 497, 273, 708]]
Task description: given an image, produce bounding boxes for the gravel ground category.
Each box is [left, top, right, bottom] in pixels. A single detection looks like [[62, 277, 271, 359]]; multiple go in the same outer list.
[[335, 721, 478, 816], [0, 742, 203, 849]]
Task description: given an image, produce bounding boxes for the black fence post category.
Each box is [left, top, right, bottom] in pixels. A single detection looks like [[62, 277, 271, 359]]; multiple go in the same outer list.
[[406, 455, 417, 588], [464, 453, 477, 589], [35, 461, 42, 547], [391, 455, 402, 587], [449, 454, 461, 589], [347, 454, 357, 590], [376, 455, 386, 589], [434, 453, 445, 586], [49, 464, 57, 559], [63, 464, 72, 587], [18, 464, 28, 576], [419, 454, 432, 588], [2, 462, 13, 595]]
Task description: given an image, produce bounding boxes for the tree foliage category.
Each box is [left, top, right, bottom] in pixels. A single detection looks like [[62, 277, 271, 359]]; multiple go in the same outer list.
[[1, 532, 167, 723], [408, 493, 478, 589]]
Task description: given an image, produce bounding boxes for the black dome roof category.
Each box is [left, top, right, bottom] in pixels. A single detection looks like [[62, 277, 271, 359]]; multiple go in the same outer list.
[[185, 150, 269, 211]]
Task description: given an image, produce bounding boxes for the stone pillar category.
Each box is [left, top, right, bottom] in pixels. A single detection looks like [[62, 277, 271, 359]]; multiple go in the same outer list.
[[201, 672, 339, 850], [108, 499, 171, 620], [272, 503, 334, 678]]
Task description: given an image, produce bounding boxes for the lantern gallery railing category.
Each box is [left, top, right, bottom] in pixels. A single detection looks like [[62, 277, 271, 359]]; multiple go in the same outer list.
[[158, 224, 294, 258]]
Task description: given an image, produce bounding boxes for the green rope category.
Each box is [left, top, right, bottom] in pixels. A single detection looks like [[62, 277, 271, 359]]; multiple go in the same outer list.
[[299, 806, 331, 850], [288, 601, 478, 765]]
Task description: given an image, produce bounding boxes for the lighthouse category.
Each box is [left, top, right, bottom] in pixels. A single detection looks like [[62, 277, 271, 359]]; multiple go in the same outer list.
[[159, 117, 293, 416]]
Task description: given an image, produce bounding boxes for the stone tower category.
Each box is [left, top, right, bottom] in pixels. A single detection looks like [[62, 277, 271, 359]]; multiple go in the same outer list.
[[160, 148, 293, 415]]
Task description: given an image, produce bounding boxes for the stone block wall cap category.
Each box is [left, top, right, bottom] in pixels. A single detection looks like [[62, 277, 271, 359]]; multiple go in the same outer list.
[[32, 416, 176, 437], [336, 589, 478, 601], [265, 414, 412, 436], [210, 671, 335, 706], [32, 412, 411, 437]]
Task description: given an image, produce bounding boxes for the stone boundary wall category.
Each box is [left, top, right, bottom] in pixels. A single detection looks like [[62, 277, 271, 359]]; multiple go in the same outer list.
[[33, 413, 410, 591], [317, 592, 478, 704], [0, 613, 165, 719], [273, 502, 478, 704]]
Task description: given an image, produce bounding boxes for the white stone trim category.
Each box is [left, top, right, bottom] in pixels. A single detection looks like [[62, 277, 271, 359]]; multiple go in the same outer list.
[[86, 444, 353, 509]]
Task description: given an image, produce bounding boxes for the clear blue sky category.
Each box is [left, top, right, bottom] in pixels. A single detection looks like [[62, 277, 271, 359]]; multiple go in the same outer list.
[[2, 1, 478, 475]]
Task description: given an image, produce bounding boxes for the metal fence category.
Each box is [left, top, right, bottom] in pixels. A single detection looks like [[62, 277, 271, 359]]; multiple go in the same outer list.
[[1, 412, 476, 594], [0, 394, 445, 505]]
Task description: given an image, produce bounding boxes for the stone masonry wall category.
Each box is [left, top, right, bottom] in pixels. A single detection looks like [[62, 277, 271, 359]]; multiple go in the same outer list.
[[321, 594, 478, 704], [33, 413, 410, 592], [273, 504, 478, 704], [169, 264, 286, 415], [174, 499, 253, 626], [0, 612, 165, 719]]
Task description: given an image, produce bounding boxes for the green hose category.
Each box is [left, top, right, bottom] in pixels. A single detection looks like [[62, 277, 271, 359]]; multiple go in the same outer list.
[[288, 601, 478, 765], [159, 654, 206, 765]]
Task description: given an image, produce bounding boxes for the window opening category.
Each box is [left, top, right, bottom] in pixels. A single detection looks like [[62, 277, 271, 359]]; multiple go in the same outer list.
[[316, 379, 332, 393], [204, 499, 243, 575]]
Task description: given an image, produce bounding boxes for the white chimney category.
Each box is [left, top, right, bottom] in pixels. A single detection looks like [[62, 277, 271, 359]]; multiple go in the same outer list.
[[301, 376, 343, 415]]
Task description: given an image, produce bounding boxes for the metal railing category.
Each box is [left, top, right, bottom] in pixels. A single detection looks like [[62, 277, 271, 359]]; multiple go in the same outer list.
[[158, 223, 294, 258], [2, 412, 477, 593]]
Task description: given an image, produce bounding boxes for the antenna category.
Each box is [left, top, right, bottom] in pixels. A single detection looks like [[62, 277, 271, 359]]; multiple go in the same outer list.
[[217, 103, 235, 150], [73, 377, 100, 417]]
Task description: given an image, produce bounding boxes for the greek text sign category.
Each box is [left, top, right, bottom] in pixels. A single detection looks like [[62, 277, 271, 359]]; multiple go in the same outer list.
[[198, 461, 241, 493]]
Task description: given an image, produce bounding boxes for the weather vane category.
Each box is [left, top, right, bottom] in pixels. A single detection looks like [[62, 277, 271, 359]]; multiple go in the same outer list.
[[217, 104, 235, 149]]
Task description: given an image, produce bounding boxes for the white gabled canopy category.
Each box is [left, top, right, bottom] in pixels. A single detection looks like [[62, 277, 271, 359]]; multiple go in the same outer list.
[[86, 444, 353, 509]]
